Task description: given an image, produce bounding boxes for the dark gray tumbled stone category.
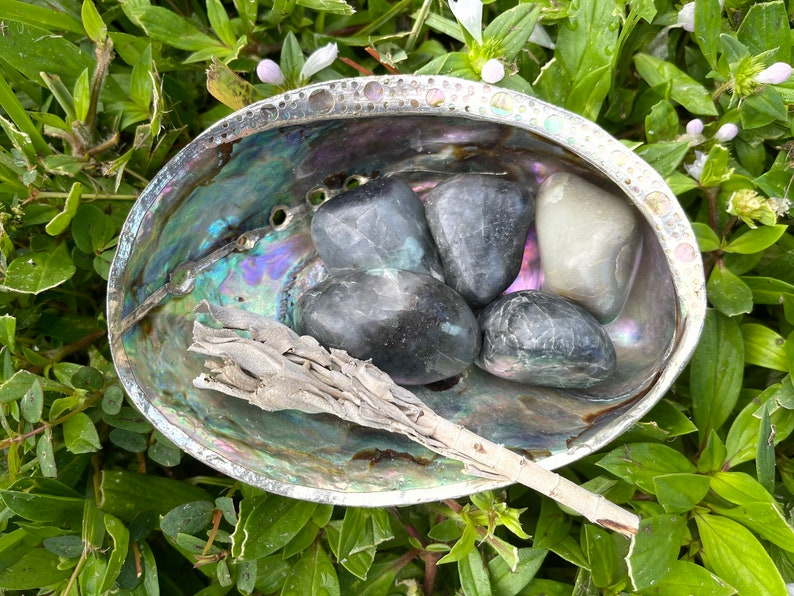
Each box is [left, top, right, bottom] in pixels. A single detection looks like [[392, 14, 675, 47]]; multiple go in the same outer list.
[[424, 174, 534, 309], [310, 177, 444, 280], [477, 290, 616, 388], [294, 268, 480, 385]]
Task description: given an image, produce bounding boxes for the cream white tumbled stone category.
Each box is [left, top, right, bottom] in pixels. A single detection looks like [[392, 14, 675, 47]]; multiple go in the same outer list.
[[535, 172, 642, 323]]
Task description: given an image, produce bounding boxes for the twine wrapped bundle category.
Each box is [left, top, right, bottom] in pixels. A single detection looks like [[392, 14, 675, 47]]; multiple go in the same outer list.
[[189, 301, 639, 538]]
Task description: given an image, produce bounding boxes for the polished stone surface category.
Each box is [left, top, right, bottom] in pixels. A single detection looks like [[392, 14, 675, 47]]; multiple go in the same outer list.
[[535, 172, 642, 323], [425, 174, 534, 308], [310, 176, 444, 279], [294, 268, 480, 385], [477, 290, 616, 388]]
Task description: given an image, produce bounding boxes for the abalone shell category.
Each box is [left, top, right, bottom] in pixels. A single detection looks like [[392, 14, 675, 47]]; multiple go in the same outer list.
[[535, 172, 642, 323], [293, 268, 480, 385], [310, 176, 444, 279], [424, 174, 535, 308], [477, 290, 616, 388]]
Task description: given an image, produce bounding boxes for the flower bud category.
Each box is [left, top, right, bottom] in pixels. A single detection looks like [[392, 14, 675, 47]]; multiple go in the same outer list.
[[480, 59, 505, 84], [685, 119, 704, 136], [714, 123, 739, 142], [256, 59, 285, 85], [677, 2, 695, 32], [300, 43, 338, 80], [727, 189, 778, 228], [754, 62, 793, 85]]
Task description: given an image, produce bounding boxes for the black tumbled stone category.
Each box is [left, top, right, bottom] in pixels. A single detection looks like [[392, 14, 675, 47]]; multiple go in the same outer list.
[[477, 290, 616, 388], [310, 177, 444, 279], [424, 174, 534, 309], [294, 268, 480, 385]]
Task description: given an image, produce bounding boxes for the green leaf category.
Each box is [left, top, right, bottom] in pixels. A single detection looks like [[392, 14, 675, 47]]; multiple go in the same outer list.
[[336, 508, 393, 580], [147, 437, 182, 468], [756, 401, 775, 493], [231, 494, 317, 560], [699, 143, 733, 187], [741, 87, 788, 129], [634, 141, 690, 179], [741, 276, 794, 304], [582, 524, 620, 589], [63, 412, 102, 453], [2, 242, 76, 294], [488, 547, 546, 596], [280, 32, 305, 82], [707, 262, 753, 316], [73, 67, 91, 122], [725, 384, 794, 466], [45, 182, 83, 236], [0, 478, 83, 523], [0, 0, 84, 34], [297, 0, 354, 16], [483, 4, 540, 61], [100, 514, 130, 594], [649, 559, 735, 595], [109, 428, 148, 453], [693, 0, 722, 68], [281, 541, 340, 596], [653, 473, 710, 513], [741, 323, 788, 372], [724, 225, 788, 255], [692, 222, 721, 252], [36, 430, 57, 477], [20, 379, 43, 423], [81, 0, 107, 43], [597, 443, 695, 494], [627, 514, 687, 591], [99, 470, 212, 523], [645, 100, 679, 143], [0, 315, 16, 355], [160, 500, 215, 540], [458, 548, 493, 596], [709, 471, 794, 551], [103, 406, 152, 433], [206, 0, 237, 47], [124, 4, 225, 52], [736, 0, 790, 63], [0, 70, 51, 156], [690, 310, 744, 438], [695, 512, 787, 595], [697, 430, 727, 473], [438, 521, 478, 565], [0, 547, 71, 590], [633, 54, 718, 116]]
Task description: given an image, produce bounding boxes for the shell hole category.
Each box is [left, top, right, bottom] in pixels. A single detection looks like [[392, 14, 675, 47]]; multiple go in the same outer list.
[[269, 206, 289, 228]]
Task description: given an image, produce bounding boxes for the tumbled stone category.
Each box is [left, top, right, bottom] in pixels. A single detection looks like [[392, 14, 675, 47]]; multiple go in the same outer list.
[[310, 177, 444, 280], [477, 290, 616, 388], [294, 268, 480, 385], [424, 174, 534, 309], [535, 172, 642, 323]]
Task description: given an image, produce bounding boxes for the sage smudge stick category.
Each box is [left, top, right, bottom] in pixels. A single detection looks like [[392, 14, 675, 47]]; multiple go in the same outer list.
[[189, 301, 640, 537]]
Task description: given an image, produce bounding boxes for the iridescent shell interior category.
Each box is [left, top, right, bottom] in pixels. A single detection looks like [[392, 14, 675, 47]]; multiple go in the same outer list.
[[108, 76, 706, 506]]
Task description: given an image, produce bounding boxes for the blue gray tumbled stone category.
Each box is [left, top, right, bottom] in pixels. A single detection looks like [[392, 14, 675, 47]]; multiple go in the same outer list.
[[424, 174, 534, 309], [310, 177, 444, 280], [477, 290, 616, 388], [294, 268, 480, 385], [535, 172, 642, 323]]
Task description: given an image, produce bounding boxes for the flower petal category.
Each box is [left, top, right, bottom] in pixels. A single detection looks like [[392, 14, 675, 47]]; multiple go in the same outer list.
[[256, 59, 285, 85], [480, 59, 505, 84], [677, 2, 695, 32], [449, 0, 483, 45], [300, 43, 338, 80], [754, 62, 793, 85]]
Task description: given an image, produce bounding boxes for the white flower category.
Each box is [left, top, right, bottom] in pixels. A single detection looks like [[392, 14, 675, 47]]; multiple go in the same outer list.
[[481, 59, 505, 84], [677, 2, 695, 32], [771, 197, 791, 217], [714, 122, 739, 142], [685, 119, 704, 136], [256, 59, 285, 85], [684, 150, 707, 181], [754, 62, 793, 85], [529, 24, 555, 50], [300, 43, 338, 80], [449, 0, 483, 45]]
